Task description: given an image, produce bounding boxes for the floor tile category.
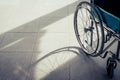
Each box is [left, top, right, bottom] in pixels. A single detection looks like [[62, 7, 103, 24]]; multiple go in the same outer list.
[[0, 34, 5, 45], [38, 17, 70, 33], [0, 52, 33, 80], [0, 33, 38, 52], [34, 33, 70, 53], [30, 51, 77, 80], [8, 20, 41, 33]]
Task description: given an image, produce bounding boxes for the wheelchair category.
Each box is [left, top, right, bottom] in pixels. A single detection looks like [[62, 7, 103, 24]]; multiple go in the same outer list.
[[74, 0, 120, 78]]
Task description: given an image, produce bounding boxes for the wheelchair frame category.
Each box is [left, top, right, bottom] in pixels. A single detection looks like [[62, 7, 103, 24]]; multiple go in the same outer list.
[[74, 1, 120, 79]]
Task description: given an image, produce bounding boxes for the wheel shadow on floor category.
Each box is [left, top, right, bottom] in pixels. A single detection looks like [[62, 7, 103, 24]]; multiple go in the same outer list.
[[28, 46, 111, 80]]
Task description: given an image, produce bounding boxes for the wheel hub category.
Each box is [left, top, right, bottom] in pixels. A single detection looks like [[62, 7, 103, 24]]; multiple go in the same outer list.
[[84, 27, 94, 32]]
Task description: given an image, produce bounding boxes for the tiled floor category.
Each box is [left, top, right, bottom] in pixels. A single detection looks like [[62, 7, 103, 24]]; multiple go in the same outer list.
[[0, 0, 120, 80]]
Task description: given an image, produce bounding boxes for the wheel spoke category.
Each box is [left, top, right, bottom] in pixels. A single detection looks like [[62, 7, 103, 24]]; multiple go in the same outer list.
[[78, 11, 85, 28]]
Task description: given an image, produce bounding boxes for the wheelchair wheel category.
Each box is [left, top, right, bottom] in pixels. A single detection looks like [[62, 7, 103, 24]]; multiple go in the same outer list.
[[74, 2, 104, 56]]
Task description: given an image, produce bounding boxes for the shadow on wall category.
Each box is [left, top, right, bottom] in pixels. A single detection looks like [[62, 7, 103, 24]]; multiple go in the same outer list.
[[0, 1, 81, 80]]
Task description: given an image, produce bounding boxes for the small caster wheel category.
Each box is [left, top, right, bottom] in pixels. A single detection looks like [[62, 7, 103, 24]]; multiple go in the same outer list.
[[107, 57, 117, 69], [106, 57, 117, 79], [107, 62, 114, 78]]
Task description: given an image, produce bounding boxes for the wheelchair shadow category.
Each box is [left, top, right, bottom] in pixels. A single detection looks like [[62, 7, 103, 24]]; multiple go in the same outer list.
[[0, 1, 83, 80], [27, 46, 111, 80]]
